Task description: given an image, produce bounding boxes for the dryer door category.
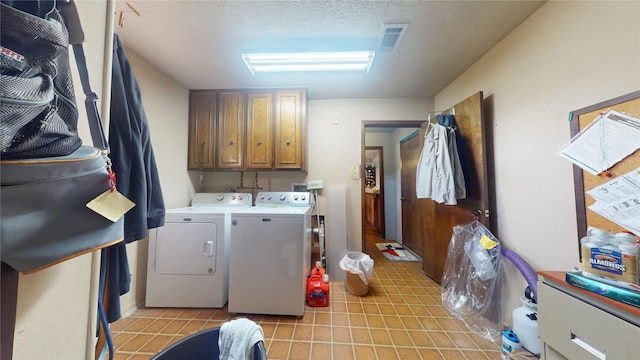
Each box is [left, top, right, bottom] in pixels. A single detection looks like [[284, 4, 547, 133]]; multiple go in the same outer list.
[[155, 222, 217, 275]]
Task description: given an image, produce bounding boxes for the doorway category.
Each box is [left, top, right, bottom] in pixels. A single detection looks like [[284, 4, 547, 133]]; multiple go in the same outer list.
[[361, 92, 490, 283], [360, 121, 423, 253]]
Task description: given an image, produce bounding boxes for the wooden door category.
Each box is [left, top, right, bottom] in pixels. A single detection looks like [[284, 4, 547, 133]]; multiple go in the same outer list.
[[187, 91, 216, 169], [246, 92, 273, 169], [402, 91, 489, 283], [217, 92, 244, 169], [274, 90, 306, 170], [400, 130, 431, 259]]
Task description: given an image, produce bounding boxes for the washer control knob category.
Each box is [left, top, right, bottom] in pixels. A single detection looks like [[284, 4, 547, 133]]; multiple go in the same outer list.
[[294, 195, 299, 200], [279, 194, 287, 201], [301, 195, 306, 201], [216, 195, 224, 201]]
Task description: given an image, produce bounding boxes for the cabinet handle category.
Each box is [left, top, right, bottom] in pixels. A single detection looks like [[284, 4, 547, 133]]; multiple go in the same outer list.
[[571, 333, 605, 360], [286, 140, 291, 145], [229, 140, 234, 145], [257, 140, 262, 145]]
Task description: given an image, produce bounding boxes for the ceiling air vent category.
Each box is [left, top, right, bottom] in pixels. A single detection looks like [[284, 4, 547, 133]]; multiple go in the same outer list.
[[377, 23, 409, 54]]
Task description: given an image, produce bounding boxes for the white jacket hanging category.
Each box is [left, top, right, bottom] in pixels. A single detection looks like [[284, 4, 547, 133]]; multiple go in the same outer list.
[[416, 123, 458, 204]]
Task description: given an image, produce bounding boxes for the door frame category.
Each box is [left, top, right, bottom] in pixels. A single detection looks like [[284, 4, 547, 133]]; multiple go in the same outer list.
[[361, 120, 425, 253]]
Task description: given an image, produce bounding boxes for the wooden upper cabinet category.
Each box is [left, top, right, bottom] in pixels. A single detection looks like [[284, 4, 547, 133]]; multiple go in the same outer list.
[[246, 92, 273, 169], [217, 92, 244, 169], [187, 88, 307, 171], [188, 91, 216, 169], [274, 90, 307, 170]]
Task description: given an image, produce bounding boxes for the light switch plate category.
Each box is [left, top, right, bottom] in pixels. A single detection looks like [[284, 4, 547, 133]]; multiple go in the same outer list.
[[350, 165, 361, 180]]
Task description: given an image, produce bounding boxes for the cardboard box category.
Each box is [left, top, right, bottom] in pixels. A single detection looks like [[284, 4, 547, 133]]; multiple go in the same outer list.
[[581, 245, 638, 285]]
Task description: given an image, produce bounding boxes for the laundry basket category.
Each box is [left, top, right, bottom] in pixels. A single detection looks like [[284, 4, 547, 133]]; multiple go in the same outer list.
[[151, 326, 267, 360]]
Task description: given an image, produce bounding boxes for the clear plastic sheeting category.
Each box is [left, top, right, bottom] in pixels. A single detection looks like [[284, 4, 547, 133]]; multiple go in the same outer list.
[[441, 220, 503, 344]]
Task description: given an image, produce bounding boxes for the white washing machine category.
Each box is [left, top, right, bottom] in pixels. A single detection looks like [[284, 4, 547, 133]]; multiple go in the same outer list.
[[228, 192, 312, 317], [146, 193, 252, 308]]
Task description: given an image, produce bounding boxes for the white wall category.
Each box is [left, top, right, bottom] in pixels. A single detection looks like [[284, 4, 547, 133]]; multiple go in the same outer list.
[[123, 51, 193, 210], [306, 99, 430, 252], [435, 0, 640, 324], [12, 2, 111, 359]]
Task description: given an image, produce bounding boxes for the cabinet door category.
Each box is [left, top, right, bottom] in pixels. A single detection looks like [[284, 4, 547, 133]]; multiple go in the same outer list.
[[188, 91, 216, 169], [274, 90, 306, 170], [246, 92, 273, 169], [217, 92, 244, 169]]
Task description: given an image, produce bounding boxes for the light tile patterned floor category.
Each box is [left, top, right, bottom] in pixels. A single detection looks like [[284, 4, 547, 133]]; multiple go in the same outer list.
[[110, 226, 502, 359]]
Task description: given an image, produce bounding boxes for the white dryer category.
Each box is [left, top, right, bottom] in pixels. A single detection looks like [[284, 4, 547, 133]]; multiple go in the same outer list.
[[228, 192, 312, 317], [146, 193, 252, 308]]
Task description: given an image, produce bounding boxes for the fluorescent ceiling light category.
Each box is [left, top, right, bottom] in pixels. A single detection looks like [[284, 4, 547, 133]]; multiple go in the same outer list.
[[242, 51, 375, 74]]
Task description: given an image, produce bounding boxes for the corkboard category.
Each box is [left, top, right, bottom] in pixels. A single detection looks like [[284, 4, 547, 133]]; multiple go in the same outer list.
[[569, 90, 640, 257]]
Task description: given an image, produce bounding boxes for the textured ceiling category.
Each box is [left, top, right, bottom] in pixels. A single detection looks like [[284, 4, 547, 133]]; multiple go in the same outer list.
[[114, 0, 546, 100]]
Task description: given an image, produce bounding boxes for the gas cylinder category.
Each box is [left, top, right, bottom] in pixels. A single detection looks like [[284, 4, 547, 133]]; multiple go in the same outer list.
[[512, 296, 540, 354], [307, 263, 329, 307]]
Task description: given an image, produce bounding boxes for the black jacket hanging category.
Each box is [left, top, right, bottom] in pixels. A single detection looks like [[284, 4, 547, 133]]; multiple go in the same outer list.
[[108, 34, 165, 241], [100, 34, 166, 324]]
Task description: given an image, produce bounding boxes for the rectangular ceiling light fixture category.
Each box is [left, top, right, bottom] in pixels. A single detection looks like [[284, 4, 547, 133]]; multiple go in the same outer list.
[[242, 51, 375, 74]]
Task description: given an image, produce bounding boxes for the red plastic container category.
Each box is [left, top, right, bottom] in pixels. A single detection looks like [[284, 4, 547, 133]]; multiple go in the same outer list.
[[310, 264, 325, 277], [307, 265, 329, 307]]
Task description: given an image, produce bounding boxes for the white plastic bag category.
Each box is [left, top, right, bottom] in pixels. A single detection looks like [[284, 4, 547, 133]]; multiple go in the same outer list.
[[339, 252, 374, 285]]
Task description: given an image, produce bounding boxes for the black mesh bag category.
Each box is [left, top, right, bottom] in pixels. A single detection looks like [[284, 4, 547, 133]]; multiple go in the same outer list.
[[0, 0, 81, 159]]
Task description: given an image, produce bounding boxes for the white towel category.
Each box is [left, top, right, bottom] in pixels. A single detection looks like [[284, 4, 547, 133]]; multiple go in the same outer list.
[[218, 318, 264, 360]]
